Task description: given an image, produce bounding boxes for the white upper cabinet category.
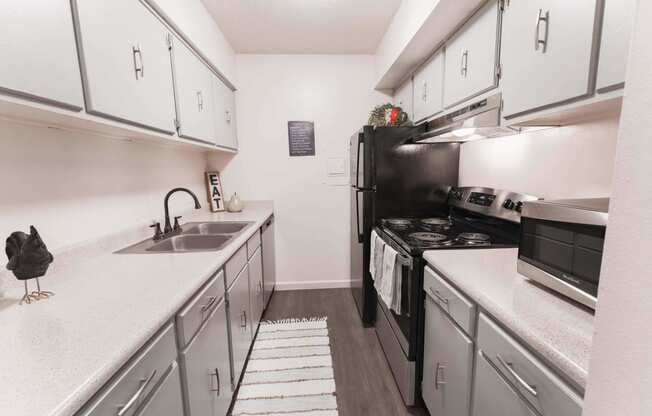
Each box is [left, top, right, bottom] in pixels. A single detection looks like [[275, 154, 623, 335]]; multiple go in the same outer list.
[[0, 0, 83, 110], [413, 51, 444, 122], [443, 0, 500, 108], [393, 78, 414, 122], [170, 36, 216, 143], [212, 75, 238, 149], [596, 0, 636, 92], [73, 0, 177, 133], [501, 0, 599, 118]]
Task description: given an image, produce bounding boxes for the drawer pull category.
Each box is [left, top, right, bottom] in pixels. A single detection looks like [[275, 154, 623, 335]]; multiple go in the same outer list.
[[200, 296, 217, 313], [241, 310, 248, 329], [496, 354, 538, 397], [428, 287, 449, 306], [209, 368, 221, 396], [435, 362, 447, 390], [117, 369, 157, 416]]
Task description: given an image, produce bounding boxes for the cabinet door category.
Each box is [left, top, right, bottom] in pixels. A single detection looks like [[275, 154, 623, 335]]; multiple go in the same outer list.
[[73, 0, 176, 133], [472, 352, 538, 416], [227, 265, 252, 389], [248, 247, 264, 338], [137, 363, 184, 416], [171, 37, 216, 143], [181, 301, 232, 416], [422, 296, 474, 416], [262, 218, 276, 308], [501, 0, 599, 117], [443, 1, 499, 108], [212, 75, 238, 149], [596, 0, 636, 92], [413, 51, 444, 122], [0, 0, 83, 110], [393, 79, 414, 122]]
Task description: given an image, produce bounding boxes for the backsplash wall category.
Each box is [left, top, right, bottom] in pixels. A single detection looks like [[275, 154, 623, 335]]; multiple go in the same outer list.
[[459, 114, 620, 199], [0, 119, 210, 253]]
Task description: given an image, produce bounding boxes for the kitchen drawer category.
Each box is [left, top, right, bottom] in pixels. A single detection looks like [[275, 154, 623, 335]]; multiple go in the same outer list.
[[477, 313, 583, 416], [176, 271, 225, 348], [226, 244, 248, 288], [424, 266, 476, 336], [79, 323, 177, 416], [247, 230, 261, 259], [136, 362, 184, 416]]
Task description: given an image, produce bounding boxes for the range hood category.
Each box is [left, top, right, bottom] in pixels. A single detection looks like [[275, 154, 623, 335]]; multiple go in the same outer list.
[[412, 93, 544, 143]]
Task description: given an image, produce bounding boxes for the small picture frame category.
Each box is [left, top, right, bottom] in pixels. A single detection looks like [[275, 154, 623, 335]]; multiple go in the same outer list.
[[206, 172, 225, 212]]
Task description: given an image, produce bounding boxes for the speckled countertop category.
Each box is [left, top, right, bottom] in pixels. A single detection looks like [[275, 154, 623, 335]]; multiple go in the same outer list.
[[423, 248, 594, 392], [0, 201, 273, 416]]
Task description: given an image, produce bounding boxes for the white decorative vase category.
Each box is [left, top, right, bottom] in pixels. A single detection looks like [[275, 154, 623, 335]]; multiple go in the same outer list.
[[227, 193, 244, 212]]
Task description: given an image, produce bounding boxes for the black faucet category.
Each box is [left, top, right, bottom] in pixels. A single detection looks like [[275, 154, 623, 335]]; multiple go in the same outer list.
[[163, 188, 202, 235]]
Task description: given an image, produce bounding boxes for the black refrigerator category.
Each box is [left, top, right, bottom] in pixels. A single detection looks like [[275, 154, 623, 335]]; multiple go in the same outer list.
[[350, 125, 460, 325]]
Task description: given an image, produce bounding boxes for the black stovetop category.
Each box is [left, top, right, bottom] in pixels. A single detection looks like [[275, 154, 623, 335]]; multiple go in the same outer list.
[[379, 210, 521, 256]]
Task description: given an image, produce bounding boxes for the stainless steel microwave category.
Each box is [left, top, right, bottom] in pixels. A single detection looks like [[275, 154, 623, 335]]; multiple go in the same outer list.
[[517, 198, 609, 309]]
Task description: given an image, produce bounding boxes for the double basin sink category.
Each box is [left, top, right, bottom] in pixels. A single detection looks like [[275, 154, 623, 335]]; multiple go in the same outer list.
[[117, 222, 253, 254]]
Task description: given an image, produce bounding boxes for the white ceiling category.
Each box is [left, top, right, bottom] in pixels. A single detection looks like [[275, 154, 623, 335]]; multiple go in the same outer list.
[[201, 0, 402, 54]]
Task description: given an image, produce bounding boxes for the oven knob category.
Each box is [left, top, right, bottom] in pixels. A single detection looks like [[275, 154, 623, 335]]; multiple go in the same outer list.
[[515, 201, 524, 212], [503, 199, 515, 210]]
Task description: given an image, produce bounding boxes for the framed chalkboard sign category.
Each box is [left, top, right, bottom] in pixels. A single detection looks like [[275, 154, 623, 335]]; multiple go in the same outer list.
[[288, 121, 315, 156], [205, 172, 225, 212]]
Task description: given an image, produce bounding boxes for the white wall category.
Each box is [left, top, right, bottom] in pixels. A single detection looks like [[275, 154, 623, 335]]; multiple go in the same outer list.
[[584, 1, 652, 414], [459, 115, 620, 199], [147, 0, 236, 84], [211, 54, 386, 290], [0, 119, 209, 253]]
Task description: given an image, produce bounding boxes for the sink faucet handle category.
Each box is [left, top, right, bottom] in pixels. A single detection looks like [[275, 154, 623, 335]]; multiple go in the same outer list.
[[150, 222, 163, 241], [173, 216, 183, 232]]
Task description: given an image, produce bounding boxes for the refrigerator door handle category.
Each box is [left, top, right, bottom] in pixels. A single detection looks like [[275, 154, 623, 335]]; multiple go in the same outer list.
[[355, 135, 363, 189], [356, 189, 363, 243]]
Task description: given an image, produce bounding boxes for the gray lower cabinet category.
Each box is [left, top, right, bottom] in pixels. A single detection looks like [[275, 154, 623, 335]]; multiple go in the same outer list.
[[422, 292, 474, 416], [228, 264, 252, 389], [180, 299, 232, 416], [261, 216, 276, 308], [472, 352, 538, 416], [136, 363, 184, 416], [248, 247, 264, 337]]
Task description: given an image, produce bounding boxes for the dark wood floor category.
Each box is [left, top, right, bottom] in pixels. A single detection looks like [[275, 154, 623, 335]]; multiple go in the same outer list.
[[263, 289, 429, 416]]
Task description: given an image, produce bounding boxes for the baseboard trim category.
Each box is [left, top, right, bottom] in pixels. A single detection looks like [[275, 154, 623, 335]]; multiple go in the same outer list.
[[275, 280, 352, 291]]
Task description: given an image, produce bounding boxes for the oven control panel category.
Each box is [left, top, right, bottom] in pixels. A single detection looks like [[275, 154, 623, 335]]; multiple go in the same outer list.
[[448, 187, 539, 223]]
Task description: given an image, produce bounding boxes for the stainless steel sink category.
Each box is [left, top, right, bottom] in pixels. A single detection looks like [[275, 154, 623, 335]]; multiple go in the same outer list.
[[116, 221, 254, 254], [182, 221, 251, 235], [146, 234, 231, 252]]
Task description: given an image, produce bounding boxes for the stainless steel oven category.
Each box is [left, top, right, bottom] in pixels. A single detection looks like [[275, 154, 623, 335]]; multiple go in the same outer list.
[[518, 198, 609, 309]]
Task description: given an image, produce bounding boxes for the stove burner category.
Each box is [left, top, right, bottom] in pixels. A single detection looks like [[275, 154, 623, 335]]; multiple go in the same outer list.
[[409, 232, 449, 243], [385, 218, 413, 230], [457, 232, 491, 245], [420, 218, 451, 226]]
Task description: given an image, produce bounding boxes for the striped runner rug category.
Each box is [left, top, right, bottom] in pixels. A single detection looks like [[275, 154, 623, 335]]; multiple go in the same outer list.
[[231, 317, 339, 416]]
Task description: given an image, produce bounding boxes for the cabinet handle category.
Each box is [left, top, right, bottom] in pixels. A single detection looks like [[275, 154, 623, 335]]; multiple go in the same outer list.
[[132, 44, 144, 80], [496, 354, 538, 397], [434, 362, 447, 390], [428, 287, 449, 307], [209, 368, 221, 396], [422, 80, 427, 102], [197, 91, 204, 111], [225, 110, 232, 123], [200, 296, 217, 313], [241, 310, 248, 329], [460, 49, 469, 77], [534, 9, 550, 52], [117, 369, 157, 416]]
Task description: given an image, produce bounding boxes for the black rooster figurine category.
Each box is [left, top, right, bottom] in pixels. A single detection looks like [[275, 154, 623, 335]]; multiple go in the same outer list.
[[5, 226, 54, 305]]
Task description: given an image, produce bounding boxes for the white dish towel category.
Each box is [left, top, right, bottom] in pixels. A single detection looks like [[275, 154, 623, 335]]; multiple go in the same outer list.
[[369, 230, 385, 285], [380, 244, 402, 314]]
